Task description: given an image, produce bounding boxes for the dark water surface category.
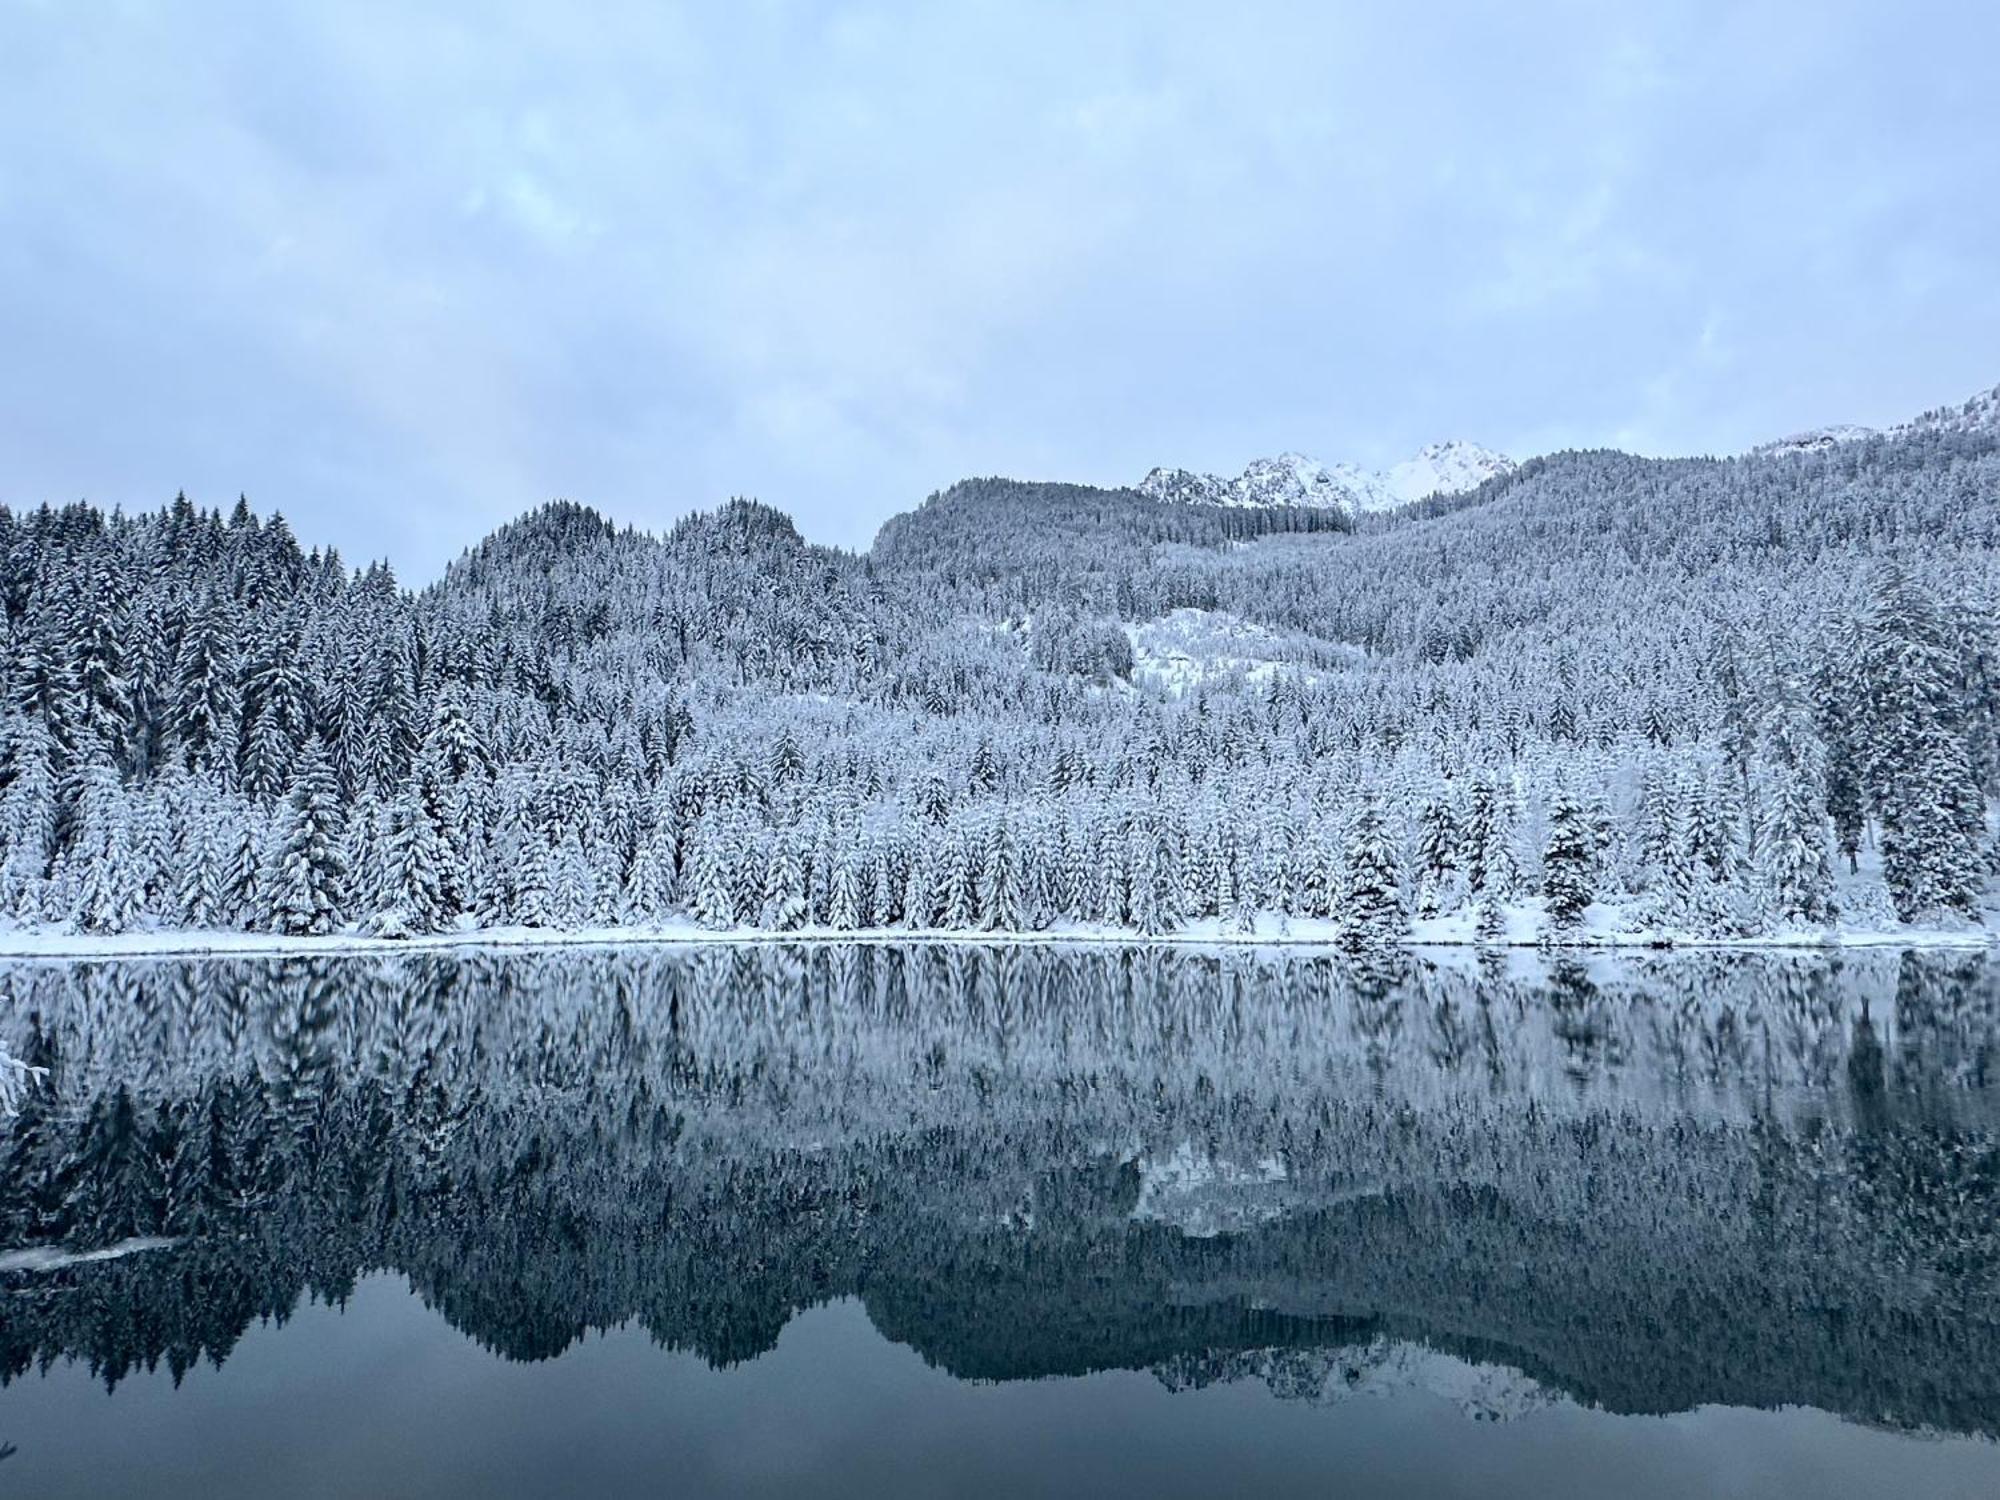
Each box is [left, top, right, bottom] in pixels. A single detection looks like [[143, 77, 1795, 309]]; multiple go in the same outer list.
[[2, 944, 1998, 1497]]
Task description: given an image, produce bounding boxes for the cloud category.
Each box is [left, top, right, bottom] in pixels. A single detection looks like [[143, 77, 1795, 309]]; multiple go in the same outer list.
[[1, 1, 1997, 574]]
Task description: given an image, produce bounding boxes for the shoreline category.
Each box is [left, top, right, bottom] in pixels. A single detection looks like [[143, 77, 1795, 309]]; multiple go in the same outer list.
[[0, 917, 1990, 964]]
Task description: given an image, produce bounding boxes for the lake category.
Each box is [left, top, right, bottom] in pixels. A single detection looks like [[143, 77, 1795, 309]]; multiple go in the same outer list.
[[2, 944, 1998, 1497]]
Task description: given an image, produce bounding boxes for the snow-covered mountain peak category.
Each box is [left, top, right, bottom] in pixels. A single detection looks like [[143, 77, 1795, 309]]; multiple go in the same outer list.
[[1750, 379, 2000, 456], [1384, 440, 1517, 506], [1753, 424, 1879, 457], [1899, 380, 2000, 437], [1137, 441, 1515, 516]]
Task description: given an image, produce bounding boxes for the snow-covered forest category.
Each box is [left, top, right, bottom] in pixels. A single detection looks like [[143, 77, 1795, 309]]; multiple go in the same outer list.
[[1, 392, 1997, 944]]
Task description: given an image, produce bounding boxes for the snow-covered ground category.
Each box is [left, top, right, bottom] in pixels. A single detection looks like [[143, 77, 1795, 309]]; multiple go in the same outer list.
[[0, 1236, 181, 1275], [0, 898, 1987, 963], [1122, 607, 1352, 697], [1128, 1141, 1293, 1239]]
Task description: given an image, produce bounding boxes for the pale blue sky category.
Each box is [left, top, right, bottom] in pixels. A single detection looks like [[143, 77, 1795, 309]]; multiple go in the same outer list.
[[3, 1, 1996, 576]]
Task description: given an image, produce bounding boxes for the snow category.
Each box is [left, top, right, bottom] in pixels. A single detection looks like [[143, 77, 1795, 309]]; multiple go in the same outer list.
[[1121, 607, 1345, 697], [1128, 1141, 1292, 1238], [0, 902, 1985, 963], [1749, 379, 2000, 456], [1138, 441, 1515, 516], [0, 1236, 181, 1275], [1380, 440, 1519, 508], [1752, 423, 1881, 457], [1283, 1339, 1564, 1423]]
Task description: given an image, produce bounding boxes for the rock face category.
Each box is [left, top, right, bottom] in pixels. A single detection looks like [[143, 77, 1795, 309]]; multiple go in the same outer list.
[[1139, 441, 1516, 515]]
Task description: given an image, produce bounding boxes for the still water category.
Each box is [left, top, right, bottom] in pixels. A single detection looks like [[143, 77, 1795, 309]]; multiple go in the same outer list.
[[2, 944, 1998, 1497]]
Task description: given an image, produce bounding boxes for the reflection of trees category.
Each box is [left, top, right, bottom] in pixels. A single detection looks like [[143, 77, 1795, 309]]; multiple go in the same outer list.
[[0, 945, 1997, 1432]]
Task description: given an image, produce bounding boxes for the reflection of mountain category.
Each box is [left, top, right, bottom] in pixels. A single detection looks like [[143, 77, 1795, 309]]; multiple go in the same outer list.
[[2, 946, 1998, 1435]]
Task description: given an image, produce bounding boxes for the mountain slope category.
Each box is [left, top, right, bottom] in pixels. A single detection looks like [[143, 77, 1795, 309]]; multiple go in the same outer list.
[[1139, 441, 1516, 516], [1754, 380, 2000, 456], [0, 383, 1994, 945]]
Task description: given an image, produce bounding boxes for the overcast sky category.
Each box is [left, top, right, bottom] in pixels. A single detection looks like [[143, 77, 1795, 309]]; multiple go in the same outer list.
[[4, 1, 1997, 577]]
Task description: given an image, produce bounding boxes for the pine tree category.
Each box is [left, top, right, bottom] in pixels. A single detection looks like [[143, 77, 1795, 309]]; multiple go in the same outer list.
[[936, 826, 974, 929], [73, 561, 134, 767], [829, 835, 868, 929], [546, 831, 595, 928], [265, 742, 348, 935], [1858, 566, 1985, 920], [900, 838, 936, 929], [1541, 793, 1594, 936], [385, 784, 450, 934], [620, 824, 678, 924], [1413, 794, 1458, 916], [761, 829, 809, 930], [1340, 801, 1406, 950], [690, 817, 740, 929], [0, 716, 58, 914], [171, 591, 240, 779], [222, 812, 265, 929], [61, 758, 144, 933], [1755, 680, 1837, 926], [976, 814, 1022, 931]]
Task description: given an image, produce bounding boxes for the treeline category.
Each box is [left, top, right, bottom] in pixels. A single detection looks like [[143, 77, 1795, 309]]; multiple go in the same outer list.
[[0, 425, 1995, 941]]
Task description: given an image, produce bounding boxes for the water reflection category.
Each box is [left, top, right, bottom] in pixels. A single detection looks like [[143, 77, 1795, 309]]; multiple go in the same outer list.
[[1, 945, 1997, 1436]]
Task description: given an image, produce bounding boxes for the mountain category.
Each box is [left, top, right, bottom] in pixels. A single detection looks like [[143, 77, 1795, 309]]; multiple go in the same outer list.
[[0, 378, 1994, 946], [1138, 441, 1516, 515], [1752, 380, 2000, 456], [1380, 439, 1518, 505]]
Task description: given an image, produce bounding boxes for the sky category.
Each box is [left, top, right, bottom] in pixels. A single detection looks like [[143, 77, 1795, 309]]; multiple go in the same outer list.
[[3, 1, 1998, 579]]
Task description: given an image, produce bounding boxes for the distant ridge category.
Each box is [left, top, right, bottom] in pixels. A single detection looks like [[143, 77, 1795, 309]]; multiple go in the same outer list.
[[1138, 440, 1516, 516]]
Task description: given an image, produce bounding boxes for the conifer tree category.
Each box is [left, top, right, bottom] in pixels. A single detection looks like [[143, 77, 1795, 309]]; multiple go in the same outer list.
[[266, 742, 348, 935], [385, 785, 450, 934], [1541, 793, 1594, 936], [1858, 567, 1985, 919], [1340, 801, 1407, 950]]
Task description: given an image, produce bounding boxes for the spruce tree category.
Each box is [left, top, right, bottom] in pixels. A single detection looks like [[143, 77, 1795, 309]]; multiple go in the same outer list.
[[1858, 566, 1985, 920], [385, 785, 449, 934], [1541, 793, 1594, 936], [266, 742, 348, 935], [1340, 801, 1407, 950]]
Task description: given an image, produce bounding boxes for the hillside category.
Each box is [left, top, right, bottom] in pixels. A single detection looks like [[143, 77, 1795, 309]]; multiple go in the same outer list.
[[0, 388, 1995, 945]]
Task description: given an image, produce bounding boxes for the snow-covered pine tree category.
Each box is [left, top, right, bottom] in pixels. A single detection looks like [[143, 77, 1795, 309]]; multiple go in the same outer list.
[[690, 816, 740, 929], [1340, 800, 1407, 950], [266, 741, 348, 935], [761, 828, 809, 931], [1858, 566, 1986, 920], [60, 758, 144, 934], [830, 834, 868, 930], [1413, 793, 1457, 917], [977, 813, 1021, 931], [1541, 792, 1594, 938], [384, 783, 450, 934], [1754, 674, 1837, 927]]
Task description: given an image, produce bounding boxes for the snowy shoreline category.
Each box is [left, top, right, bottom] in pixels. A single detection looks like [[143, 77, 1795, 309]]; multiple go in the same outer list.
[[0, 912, 1989, 963]]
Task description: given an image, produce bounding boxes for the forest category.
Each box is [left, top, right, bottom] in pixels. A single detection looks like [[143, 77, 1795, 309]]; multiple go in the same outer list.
[[0, 408, 1995, 945]]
